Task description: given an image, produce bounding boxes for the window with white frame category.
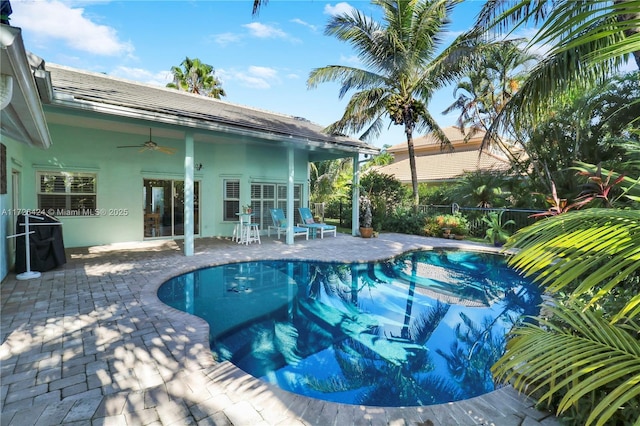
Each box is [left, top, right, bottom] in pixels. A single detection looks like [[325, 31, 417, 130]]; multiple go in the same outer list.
[[37, 171, 97, 215], [251, 182, 302, 230], [223, 179, 240, 221]]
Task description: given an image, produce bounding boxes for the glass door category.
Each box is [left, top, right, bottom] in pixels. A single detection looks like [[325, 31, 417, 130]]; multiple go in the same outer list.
[[173, 180, 200, 236], [143, 179, 199, 238]]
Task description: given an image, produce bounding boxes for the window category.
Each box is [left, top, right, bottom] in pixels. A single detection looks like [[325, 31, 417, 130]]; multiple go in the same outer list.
[[37, 171, 97, 215], [251, 182, 302, 230], [223, 179, 240, 221]]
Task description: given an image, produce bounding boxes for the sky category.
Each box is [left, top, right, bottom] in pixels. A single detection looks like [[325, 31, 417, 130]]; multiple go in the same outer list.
[[10, 0, 489, 148]]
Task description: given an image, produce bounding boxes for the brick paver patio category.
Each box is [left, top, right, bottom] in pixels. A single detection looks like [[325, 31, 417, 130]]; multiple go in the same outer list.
[[1, 233, 561, 425]]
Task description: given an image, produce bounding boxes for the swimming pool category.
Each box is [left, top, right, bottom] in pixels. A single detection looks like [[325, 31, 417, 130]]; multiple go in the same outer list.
[[158, 249, 542, 406]]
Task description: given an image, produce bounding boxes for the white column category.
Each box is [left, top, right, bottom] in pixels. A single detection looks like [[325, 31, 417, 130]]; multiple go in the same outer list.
[[352, 155, 360, 236], [286, 147, 294, 245], [184, 131, 194, 256]]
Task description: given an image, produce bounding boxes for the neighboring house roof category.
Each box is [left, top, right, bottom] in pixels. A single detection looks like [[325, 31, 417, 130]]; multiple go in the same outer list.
[[0, 24, 51, 148], [43, 63, 378, 158], [375, 126, 511, 183], [375, 149, 511, 183], [386, 126, 487, 155]]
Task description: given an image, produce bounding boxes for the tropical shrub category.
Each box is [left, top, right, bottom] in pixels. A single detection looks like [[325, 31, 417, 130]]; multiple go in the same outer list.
[[361, 171, 407, 228], [447, 171, 510, 208], [418, 183, 449, 205], [423, 216, 442, 237], [425, 214, 469, 237], [383, 208, 429, 235], [481, 211, 515, 246]]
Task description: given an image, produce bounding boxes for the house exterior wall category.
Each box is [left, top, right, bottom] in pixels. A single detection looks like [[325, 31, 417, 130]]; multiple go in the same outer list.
[[14, 123, 309, 248], [1, 135, 26, 279]]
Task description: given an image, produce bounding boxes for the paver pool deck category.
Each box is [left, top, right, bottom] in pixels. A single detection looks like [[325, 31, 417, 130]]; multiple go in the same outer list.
[[1, 233, 561, 425]]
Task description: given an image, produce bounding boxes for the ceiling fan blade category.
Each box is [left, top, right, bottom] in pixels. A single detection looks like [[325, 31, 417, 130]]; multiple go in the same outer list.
[[157, 146, 177, 155], [117, 129, 176, 154]]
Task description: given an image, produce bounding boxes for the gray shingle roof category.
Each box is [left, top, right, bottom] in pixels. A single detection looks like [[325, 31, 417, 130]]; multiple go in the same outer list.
[[45, 63, 378, 154]]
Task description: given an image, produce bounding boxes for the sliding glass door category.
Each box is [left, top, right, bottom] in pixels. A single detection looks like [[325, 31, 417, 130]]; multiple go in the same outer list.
[[143, 179, 199, 238]]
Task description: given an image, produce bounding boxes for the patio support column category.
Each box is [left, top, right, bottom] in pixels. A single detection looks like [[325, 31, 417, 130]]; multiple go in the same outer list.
[[184, 130, 194, 256], [352, 154, 360, 236], [286, 147, 294, 245]]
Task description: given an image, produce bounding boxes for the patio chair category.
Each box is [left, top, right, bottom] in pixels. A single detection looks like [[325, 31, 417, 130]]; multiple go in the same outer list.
[[298, 207, 337, 239], [268, 208, 309, 240]]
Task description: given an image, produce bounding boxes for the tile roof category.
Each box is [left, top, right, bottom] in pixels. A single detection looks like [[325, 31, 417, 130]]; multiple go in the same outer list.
[[386, 126, 486, 153], [375, 126, 514, 182], [374, 148, 510, 183], [45, 63, 378, 154]]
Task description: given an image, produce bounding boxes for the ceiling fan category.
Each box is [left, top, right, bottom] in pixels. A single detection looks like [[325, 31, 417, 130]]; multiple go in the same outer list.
[[117, 128, 177, 155]]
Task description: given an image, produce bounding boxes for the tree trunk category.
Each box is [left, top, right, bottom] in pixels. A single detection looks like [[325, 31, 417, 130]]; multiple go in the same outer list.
[[405, 124, 419, 211]]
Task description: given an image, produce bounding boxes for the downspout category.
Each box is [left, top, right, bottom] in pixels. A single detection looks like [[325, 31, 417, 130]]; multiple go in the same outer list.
[[352, 154, 360, 236], [184, 131, 194, 256]]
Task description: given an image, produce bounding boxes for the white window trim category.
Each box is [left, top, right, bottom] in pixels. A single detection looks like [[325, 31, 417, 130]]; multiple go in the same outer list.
[[223, 179, 240, 222], [36, 170, 97, 216]]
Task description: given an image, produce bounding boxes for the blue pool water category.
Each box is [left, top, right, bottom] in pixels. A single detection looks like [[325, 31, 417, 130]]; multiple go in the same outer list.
[[158, 250, 542, 406]]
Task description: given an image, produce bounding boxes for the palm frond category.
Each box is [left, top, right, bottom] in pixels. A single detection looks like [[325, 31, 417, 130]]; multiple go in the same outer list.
[[505, 208, 640, 321], [492, 301, 640, 426], [474, 0, 550, 36], [324, 88, 389, 138], [307, 66, 384, 98]]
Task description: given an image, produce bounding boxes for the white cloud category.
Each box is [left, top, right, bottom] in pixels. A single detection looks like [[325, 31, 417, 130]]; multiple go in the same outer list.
[[219, 66, 281, 90], [248, 66, 278, 79], [324, 2, 356, 16], [211, 22, 302, 47], [11, 0, 134, 56], [211, 32, 243, 47], [290, 18, 318, 32], [110, 67, 172, 87], [243, 22, 287, 39]]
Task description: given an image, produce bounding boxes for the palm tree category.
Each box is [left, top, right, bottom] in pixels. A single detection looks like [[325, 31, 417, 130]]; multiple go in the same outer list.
[[444, 40, 537, 138], [309, 158, 353, 205], [167, 57, 226, 99], [473, 0, 640, 140], [447, 170, 509, 208], [307, 0, 483, 209]]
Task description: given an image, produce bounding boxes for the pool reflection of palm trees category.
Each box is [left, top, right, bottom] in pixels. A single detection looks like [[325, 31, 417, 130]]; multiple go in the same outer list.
[[301, 258, 459, 405], [209, 252, 541, 406]]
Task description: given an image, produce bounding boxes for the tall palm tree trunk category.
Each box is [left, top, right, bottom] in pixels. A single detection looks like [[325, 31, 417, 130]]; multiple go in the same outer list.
[[404, 113, 420, 211]]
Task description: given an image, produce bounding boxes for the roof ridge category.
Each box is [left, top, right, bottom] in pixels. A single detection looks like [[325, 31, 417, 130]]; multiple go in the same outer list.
[[45, 63, 313, 123]]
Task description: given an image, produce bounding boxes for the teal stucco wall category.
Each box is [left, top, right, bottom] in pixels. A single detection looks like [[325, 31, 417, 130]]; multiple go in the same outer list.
[[1, 135, 26, 280], [16, 123, 309, 249]]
